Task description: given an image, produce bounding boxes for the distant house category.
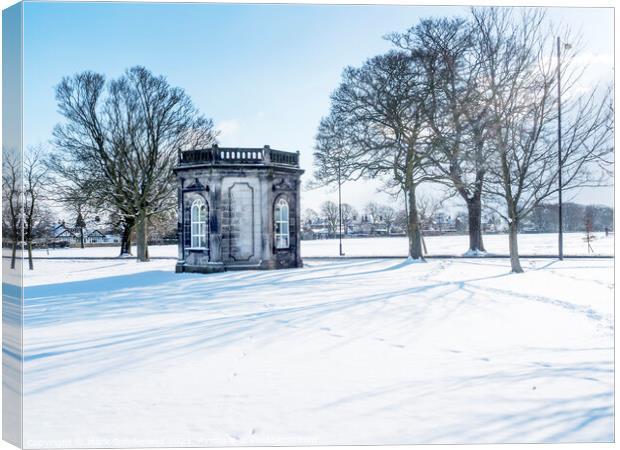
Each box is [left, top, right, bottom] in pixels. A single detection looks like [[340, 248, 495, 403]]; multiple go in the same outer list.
[[433, 213, 456, 233], [349, 216, 375, 236], [482, 214, 501, 233], [86, 229, 106, 244], [51, 222, 78, 244], [51, 222, 118, 245]]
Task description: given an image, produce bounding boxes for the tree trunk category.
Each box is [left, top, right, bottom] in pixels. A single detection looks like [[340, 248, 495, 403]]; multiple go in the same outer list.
[[119, 218, 134, 256], [508, 220, 523, 273], [466, 195, 485, 253], [407, 186, 424, 260], [136, 210, 149, 262], [80, 228, 84, 249], [27, 241, 33, 271], [10, 240, 17, 269]]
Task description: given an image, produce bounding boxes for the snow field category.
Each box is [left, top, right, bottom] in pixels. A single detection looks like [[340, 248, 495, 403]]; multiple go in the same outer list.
[[12, 256, 614, 446]]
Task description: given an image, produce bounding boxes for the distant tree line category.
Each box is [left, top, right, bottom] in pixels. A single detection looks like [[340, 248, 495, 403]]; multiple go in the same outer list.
[[527, 203, 613, 233], [301, 195, 612, 243], [304, 201, 402, 238], [313, 7, 613, 272]]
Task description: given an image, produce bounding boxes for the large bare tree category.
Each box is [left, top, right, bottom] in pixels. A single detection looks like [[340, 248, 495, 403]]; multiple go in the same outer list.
[[389, 17, 493, 254], [314, 51, 436, 259], [473, 8, 614, 272], [51, 66, 218, 261]]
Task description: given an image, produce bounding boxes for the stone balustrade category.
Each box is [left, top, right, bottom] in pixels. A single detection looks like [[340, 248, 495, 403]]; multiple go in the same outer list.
[[179, 145, 300, 168]]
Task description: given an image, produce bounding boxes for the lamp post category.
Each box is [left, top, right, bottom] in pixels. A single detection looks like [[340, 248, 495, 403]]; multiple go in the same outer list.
[[557, 37, 571, 261]]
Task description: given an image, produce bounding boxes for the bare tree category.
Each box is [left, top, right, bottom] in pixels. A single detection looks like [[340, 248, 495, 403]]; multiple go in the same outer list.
[[314, 51, 437, 259], [148, 209, 177, 244], [320, 200, 340, 237], [378, 205, 397, 234], [23, 147, 50, 270], [2, 148, 22, 269], [50, 71, 134, 256], [416, 194, 443, 230], [112, 67, 218, 261], [364, 202, 382, 223], [302, 208, 320, 226], [45, 114, 118, 252], [389, 17, 493, 253], [44, 178, 98, 249], [104, 210, 134, 254], [341, 203, 358, 232], [394, 209, 408, 233], [312, 115, 365, 189], [473, 8, 613, 272], [52, 66, 218, 261], [2, 200, 19, 265]]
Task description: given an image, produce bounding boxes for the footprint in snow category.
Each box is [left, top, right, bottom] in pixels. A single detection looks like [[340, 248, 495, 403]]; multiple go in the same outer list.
[[534, 362, 551, 367], [391, 344, 405, 349]]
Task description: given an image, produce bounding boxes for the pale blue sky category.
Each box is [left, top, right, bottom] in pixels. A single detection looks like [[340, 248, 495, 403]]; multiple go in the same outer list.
[[23, 2, 614, 211]]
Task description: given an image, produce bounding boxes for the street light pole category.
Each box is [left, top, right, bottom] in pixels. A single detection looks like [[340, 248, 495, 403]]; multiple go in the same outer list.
[[556, 36, 564, 261], [338, 157, 344, 256]]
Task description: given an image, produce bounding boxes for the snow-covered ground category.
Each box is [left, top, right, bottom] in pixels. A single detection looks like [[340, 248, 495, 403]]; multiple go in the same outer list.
[[22, 232, 613, 260], [305, 232, 613, 257], [9, 256, 613, 446]]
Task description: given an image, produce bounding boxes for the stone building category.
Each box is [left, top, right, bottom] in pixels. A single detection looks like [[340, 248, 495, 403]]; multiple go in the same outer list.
[[174, 145, 304, 273]]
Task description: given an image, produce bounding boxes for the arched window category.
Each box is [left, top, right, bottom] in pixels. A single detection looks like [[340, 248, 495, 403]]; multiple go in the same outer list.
[[191, 199, 207, 248], [274, 198, 290, 249]]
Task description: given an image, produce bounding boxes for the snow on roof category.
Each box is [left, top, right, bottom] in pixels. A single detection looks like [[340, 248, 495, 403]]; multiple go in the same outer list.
[[54, 228, 76, 238]]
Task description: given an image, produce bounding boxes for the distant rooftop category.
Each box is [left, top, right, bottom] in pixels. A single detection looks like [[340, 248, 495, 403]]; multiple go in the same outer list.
[[178, 144, 300, 168]]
